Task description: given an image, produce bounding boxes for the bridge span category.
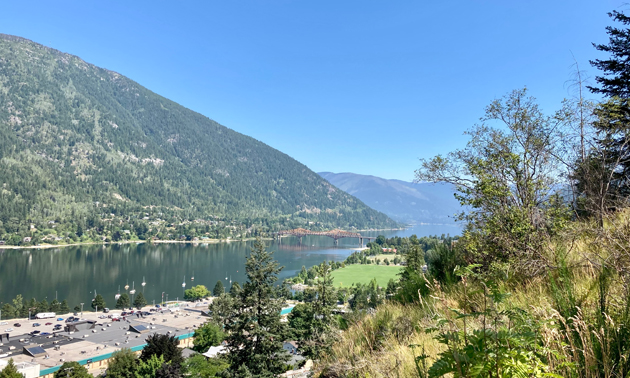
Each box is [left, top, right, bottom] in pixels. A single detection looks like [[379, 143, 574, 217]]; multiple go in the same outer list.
[[274, 228, 376, 247]]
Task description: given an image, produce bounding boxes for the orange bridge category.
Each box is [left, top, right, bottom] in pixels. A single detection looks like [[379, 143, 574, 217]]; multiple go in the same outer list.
[[275, 228, 376, 246]]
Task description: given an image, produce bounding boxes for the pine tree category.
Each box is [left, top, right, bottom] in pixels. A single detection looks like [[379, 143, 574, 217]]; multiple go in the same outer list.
[[225, 238, 289, 376], [590, 10, 630, 97], [229, 282, 241, 297], [140, 334, 183, 367], [213, 280, 224, 297], [116, 293, 131, 309], [0, 359, 23, 378], [133, 292, 147, 309], [49, 299, 61, 314], [54, 362, 90, 378], [60, 300, 70, 314], [92, 294, 106, 311]]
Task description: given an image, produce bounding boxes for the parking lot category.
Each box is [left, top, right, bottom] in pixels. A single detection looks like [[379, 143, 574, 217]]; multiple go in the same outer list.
[[0, 302, 209, 372]]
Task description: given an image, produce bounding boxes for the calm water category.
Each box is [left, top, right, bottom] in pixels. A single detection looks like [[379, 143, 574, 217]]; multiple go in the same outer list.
[[0, 224, 461, 308]]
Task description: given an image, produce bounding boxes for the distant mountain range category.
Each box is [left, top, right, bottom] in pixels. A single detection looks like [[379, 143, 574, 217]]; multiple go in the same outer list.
[[319, 172, 462, 225], [0, 33, 399, 238]]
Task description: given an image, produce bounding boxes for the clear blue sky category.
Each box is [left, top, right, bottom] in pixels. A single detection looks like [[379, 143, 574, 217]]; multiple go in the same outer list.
[[0, 0, 621, 180]]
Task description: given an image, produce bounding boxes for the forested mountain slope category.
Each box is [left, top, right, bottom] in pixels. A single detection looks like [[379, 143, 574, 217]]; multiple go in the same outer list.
[[319, 172, 461, 224], [0, 34, 397, 244]]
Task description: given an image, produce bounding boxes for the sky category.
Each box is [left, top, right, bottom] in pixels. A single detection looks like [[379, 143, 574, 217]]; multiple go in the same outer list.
[[0, 0, 623, 181]]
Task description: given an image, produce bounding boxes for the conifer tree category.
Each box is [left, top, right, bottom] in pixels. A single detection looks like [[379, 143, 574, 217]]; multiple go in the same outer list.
[[133, 292, 147, 309], [116, 293, 131, 309], [60, 300, 70, 314], [213, 280, 224, 297], [225, 238, 289, 376], [92, 294, 106, 311], [0, 359, 23, 378]]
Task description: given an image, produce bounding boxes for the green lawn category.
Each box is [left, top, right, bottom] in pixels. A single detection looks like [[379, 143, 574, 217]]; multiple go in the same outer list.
[[331, 264, 402, 288]]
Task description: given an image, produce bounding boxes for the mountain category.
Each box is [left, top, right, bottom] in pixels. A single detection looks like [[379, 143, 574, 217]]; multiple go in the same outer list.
[[318, 172, 462, 224], [0, 34, 398, 244]]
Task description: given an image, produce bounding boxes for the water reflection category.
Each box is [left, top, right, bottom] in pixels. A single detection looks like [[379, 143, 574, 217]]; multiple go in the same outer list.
[[0, 224, 461, 307]]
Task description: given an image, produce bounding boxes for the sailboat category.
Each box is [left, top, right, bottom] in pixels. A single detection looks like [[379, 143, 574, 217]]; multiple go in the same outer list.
[[229, 276, 232, 284], [115, 286, 121, 300], [124, 280, 129, 291], [182, 276, 186, 289], [129, 281, 136, 295], [225, 271, 228, 280], [191, 271, 194, 281], [142, 276, 146, 288]]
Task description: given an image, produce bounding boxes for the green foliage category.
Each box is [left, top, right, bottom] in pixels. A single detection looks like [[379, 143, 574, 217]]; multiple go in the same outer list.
[[134, 292, 147, 309], [140, 333, 184, 368], [116, 293, 131, 309], [183, 354, 228, 378], [92, 294, 106, 311], [212, 281, 224, 297], [229, 282, 241, 297], [192, 322, 226, 353], [0, 34, 399, 246], [415, 267, 556, 378], [225, 238, 289, 376], [208, 294, 234, 328], [416, 89, 571, 277], [53, 362, 91, 378], [135, 355, 165, 378], [0, 359, 24, 378], [185, 285, 210, 301], [105, 348, 138, 378]]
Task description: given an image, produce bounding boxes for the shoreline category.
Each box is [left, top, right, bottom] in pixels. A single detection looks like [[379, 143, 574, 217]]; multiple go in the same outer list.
[[0, 237, 274, 250], [0, 226, 424, 251]]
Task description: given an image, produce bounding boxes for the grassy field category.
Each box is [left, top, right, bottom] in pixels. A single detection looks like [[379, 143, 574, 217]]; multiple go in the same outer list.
[[331, 264, 402, 288]]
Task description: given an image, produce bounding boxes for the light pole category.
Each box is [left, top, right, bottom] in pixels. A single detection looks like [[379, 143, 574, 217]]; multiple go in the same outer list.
[[161, 292, 164, 305], [80, 303, 84, 318]]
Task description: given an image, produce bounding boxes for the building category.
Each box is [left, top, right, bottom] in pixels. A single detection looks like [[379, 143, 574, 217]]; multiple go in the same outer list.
[[0, 360, 40, 378]]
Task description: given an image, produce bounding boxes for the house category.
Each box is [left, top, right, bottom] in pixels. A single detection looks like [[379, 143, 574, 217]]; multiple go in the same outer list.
[[202, 345, 227, 358], [382, 248, 397, 253], [23, 237, 32, 243], [0, 240, 5, 245], [283, 341, 299, 355]]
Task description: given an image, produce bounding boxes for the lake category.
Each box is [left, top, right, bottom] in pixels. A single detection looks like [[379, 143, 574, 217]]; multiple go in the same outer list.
[[0, 224, 461, 309]]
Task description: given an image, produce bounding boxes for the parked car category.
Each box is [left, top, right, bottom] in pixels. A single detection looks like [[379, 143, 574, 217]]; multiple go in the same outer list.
[[103, 308, 110, 313], [5, 328, 13, 332], [111, 318, 120, 322], [57, 318, 64, 321], [0, 321, 8, 325], [13, 323, 21, 327], [121, 312, 127, 316], [32, 323, 41, 327], [45, 322, 53, 326], [40, 332, 50, 336], [31, 330, 40, 335], [53, 325, 62, 331]]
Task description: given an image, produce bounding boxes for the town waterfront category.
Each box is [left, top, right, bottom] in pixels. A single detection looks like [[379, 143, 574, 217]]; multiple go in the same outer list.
[[0, 224, 461, 308]]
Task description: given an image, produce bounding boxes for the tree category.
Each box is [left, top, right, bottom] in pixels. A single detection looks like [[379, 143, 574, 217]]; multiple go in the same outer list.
[[0, 359, 24, 378], [134, 292, 147, 309], [225, 238, 289, 376], [416, 88, 570, 277], [141, 333, 184, 368], [60, 299, 70, 314], [74, 305, 81, 313], [212, 281, 224, 297], [208, 294, 234, 328], [136, 355, 164, 378], [229, 282, 241, 297], [49, 299, 61, 314], [116, 293, 131, 309], [192, 322, 225, 352], [54, 362, 91, 378], [184, 285, 210, 301], [155, 364, 181, 378], [105, 348, 138, 378], [590, 10, 630, 97], [183, 354, 228, 378], [92, 294, 106, 311], [573, 98, 630, 226]]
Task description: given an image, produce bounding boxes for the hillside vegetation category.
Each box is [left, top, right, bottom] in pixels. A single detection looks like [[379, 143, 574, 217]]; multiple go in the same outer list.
[[0, 34, 398, 245], [315, 10, 630, 377]]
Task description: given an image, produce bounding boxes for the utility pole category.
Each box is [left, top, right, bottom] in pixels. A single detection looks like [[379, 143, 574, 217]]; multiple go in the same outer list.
[[80, 303, 84, 318]]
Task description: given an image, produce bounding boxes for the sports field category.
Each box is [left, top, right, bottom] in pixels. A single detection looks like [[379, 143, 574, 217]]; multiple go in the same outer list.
[[330, 264, 402, 288]]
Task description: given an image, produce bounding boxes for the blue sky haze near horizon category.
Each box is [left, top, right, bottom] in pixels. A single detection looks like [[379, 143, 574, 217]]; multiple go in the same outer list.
[[0, 0, 622, 180]]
